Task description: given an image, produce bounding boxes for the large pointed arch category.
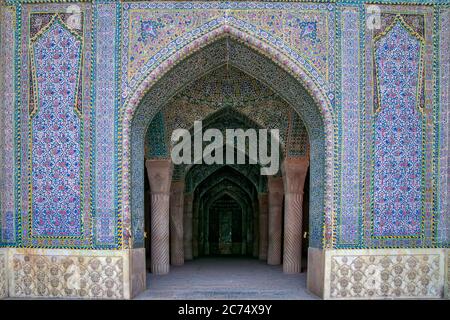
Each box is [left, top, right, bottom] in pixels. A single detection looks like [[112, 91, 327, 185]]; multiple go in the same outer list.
[[120, 25, 336, 249]]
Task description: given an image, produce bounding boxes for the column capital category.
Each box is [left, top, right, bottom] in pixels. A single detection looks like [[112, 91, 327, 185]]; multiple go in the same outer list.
[[258, 193, 269, 213], [171, 180, 185, 195], [268, 176, 284, 193], [268, 176, 284, 208], [281, 157, 309, 194], [145, 159, 173, 193]]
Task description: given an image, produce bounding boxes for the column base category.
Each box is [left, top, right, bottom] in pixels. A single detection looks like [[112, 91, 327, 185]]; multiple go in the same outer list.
[[283, 263, 301, 274], [130, 248, 146, 298], [184, 251, 193, 261], [267, 257, 281, 266], [151, 263, 170, 275], [171, 257, 184, 266], [307, 247, 325, 298]]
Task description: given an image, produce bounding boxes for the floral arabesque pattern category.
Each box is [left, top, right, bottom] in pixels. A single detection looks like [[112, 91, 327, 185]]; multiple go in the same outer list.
[[373, 21, 424, 237], [31, 20, 82, 237]]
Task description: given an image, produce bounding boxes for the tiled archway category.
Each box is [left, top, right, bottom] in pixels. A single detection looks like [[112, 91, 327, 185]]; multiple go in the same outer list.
[[123, 28, 334, 297]]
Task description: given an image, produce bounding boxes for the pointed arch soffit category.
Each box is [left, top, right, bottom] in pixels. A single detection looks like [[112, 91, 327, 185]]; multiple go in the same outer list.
[[185, 163, 266, 194], [172, 107, 284, 183], [194, 167, 259, 201]]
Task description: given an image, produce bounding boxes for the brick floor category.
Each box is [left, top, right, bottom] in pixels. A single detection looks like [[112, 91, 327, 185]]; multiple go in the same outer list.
[[135, 257, 318, 300]]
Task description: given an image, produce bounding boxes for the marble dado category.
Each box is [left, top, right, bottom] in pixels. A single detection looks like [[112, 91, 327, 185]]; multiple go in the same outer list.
[[0, 249, 7, 298], [0, 248, 448, 299], [0, 248, 145, 299], [314, 248, 448, 299], [446, 250, 450, 299]]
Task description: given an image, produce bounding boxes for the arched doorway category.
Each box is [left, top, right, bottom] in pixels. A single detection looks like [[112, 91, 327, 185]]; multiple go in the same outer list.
[[121, 29, 334, 298]]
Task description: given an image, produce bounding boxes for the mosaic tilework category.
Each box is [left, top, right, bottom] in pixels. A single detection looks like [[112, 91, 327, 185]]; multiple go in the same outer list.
[[125, 8, 222, 82], [373, 19, 424, 237], [437, 8, 450, 246], [19, 4, 94, 248], [364, 7, 438, 248], [93, 3, 119, 247], [0, 1, 447, 253], [145, 65, 305, 158], [121, 2, 336, 106], [29, 17, 83, 237], [287, 111, 309, 157], [338, 7, 361, 246], [124, 36, 333, 249], [230, 6, 334, 82], [145, 111, 168, 159], [0, 6, 17, 245]]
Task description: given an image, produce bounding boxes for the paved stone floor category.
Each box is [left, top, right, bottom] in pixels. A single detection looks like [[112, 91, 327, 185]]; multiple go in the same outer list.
[[135, 257, 319, 300]]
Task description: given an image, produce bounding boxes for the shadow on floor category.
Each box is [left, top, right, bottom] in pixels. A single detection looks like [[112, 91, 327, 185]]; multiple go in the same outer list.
[[135, 257, 318, 300]]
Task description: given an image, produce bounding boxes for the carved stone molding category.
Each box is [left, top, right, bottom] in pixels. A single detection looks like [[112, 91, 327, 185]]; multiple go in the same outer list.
[[446, 249, 449, 299], [8, 249, 131, 299], [281, 157, 309, 194], [145, 159, 173, 193], [0, 249, 7, 298], [324, 249, 446, 299]]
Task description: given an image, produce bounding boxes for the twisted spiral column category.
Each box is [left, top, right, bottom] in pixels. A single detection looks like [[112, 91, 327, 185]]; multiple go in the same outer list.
[[267, 177, 284, 265], [183, 193, 193, 260], [146, 159, 172, 275], [282, 158, 309, 274], [258, 193, 269, 260], [170, 181, 185, 266], [192, 199, 199, 258], [252, 199, 259, 258]]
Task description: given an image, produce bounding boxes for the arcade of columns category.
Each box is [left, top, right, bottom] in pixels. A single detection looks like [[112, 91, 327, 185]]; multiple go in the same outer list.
[[144, 157, 309, 275]]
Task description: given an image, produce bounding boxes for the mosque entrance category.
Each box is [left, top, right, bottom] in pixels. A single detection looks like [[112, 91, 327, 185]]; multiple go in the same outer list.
[[129, 35, 328, 299], [140, 62, 312, 297]]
